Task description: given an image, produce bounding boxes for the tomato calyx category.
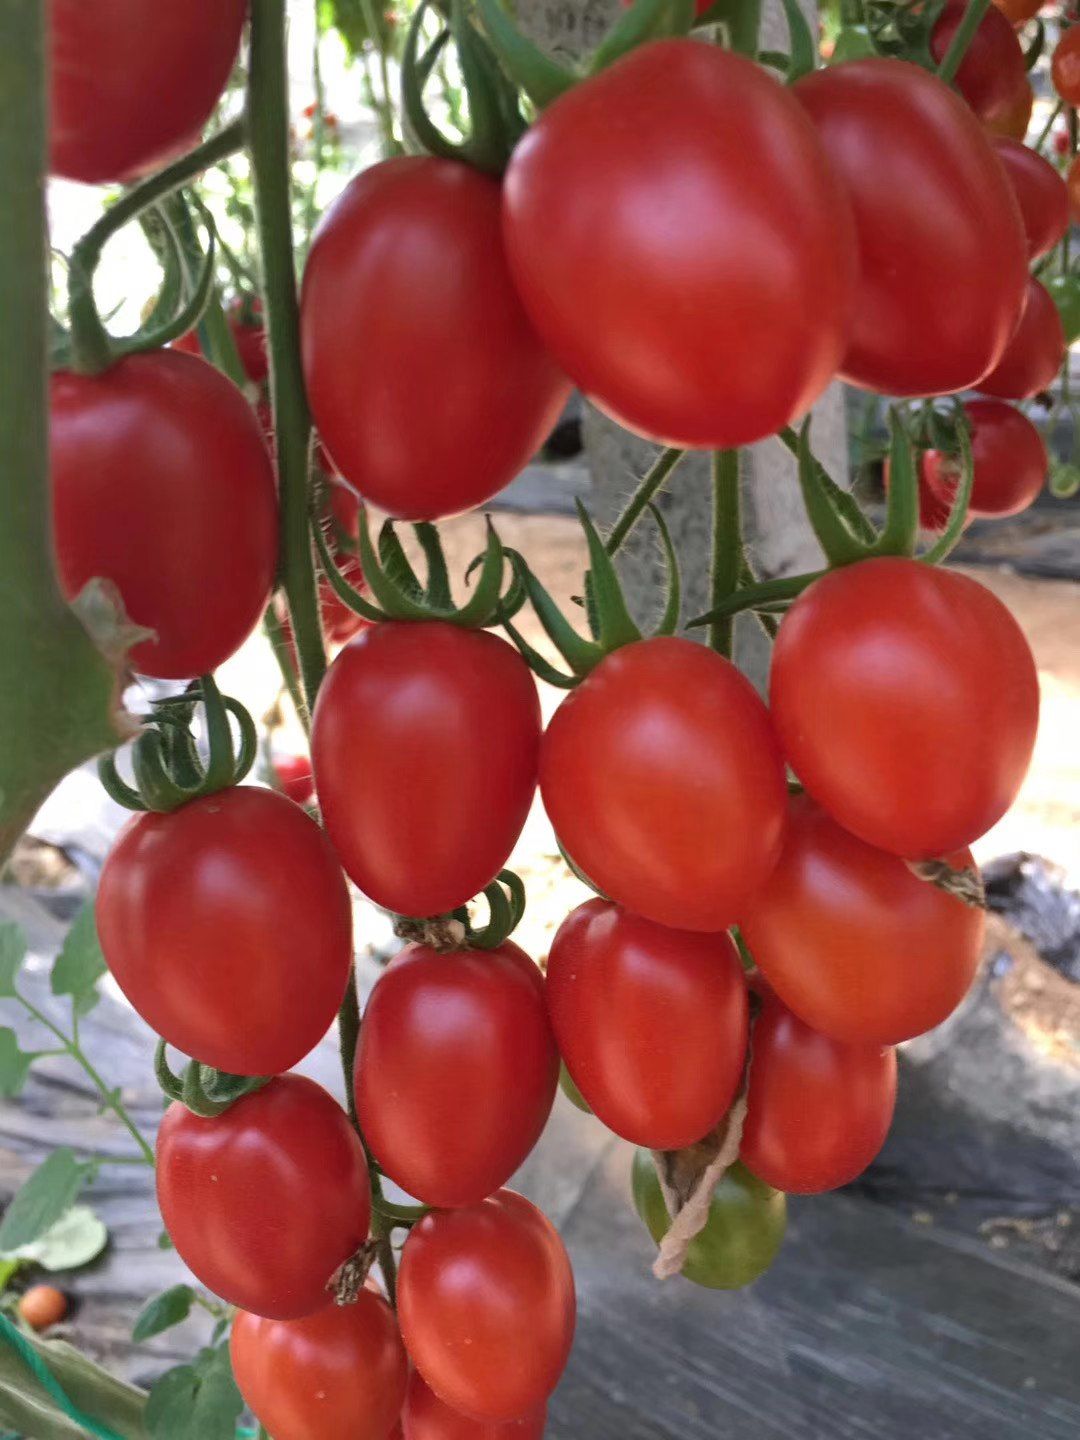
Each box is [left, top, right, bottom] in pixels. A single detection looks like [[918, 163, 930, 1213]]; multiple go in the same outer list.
[[97, 675, 257, 814], [906, 857, 987, 908], [393, 868, 528, 952], [154, 1039, 271, 1119]]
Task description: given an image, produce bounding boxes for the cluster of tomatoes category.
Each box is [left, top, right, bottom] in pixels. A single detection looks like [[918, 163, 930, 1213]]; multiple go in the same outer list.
[[44, 0, 1061, 1435]]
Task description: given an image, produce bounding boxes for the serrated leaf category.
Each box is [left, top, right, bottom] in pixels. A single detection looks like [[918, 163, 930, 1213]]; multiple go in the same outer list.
[[4, 1204, 107, 1272], [132, 1285, 195, 1343], [0, 1150, 86, 1252], [0, 1329, 147, 1439], [0, 1029, 35, 1098], [0, 923, 26, 998], [51, 903, 106, 1011], [146, 1346, 241, 1440]]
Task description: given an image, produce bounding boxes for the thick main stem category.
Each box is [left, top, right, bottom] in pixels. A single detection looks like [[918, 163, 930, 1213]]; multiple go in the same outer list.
[[708, 451, 742, 657]]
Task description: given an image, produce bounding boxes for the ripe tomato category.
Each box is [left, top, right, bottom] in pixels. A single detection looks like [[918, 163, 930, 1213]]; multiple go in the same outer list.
[[546, 900, 748, 1150], [794, 59, 1028, 396], [1052, 27, 1080, 105], [273, 753, 316, 807], [992, 138, 1069, 259], [740, 797, 985, 1044], [540, 638, 787, 932], [992, 0, 1042, 22], [398, 1190, 575, 1422], [930, 0, 1026, 128], [631, 1151, 785, 1289], [18, 1286, 68, 1332], [174, 298, 269, 387], [51, 350, 277, 680], [97, 788, 351, 1075], [769, 558, 1040, 858], [356, 941, 558, 1207], [312, 623, 540, 917], [502, 40, 855, 449], [977, 277, 1066, 400], [301, 157, 569, 520], [49, 0, 246, 184], [157, 1074, 371, 1319], [981, 77, 1033, 141], [921, 399, 1047, 521], [402, 1373, 546, 1440], [740, 988, 897, 1193], [231, 1294, 408, 1440]]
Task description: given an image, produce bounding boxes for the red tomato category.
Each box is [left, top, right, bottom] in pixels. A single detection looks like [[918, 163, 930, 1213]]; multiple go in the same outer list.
[[301, 157, 569, 520], [403, 1373, 546, 1440], [546, 900, 748, 1150], [1052, 27, 1080, 105], [273, 753, 316, 807], [49, 0, 246, 184], [231, 1295, 407, 1440], [97, 788, 350, 1074], [356, 941, 558, 1207], [794, 59, 1028, 396], [1053, 126, 1072, 157], [977, 277, 1066, 399], [540, 638, 787, 932], [741, 988, 897, 1192], [740, 797, 985, 1044], [992, 138, 1069, 259], [174, 298, 269, 387], [982, 77, 1033, 141], [883, 456, 956, 531], [922, 399, 1047, 521], [502, 40, 855, 449], [931, 0, 1027, 127], [51, 350, 277, 679], [398, 1190, 575, 1422], [992, 0, 1042, 22], [770, 559, 1039, 858], [312, 623, 540, 917], [157, 1074, 371, 1319]]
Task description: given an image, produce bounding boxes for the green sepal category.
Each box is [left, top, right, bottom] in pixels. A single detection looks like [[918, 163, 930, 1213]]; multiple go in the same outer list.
[[461, 869, 527, 949], [589, 0, 692, 75], [401, 4, 465, 163], [869, 409, 920, 558], [776, 0, 816, 81], [451, 0, 518, 173], [155, 1040, 271, 1118], [475, 0, 577, 110], [795, 420, 873, 566], [689, 569, 824, 629], [649, 503, 682, 637], [922, 421, 975, 565], [1023, 17, 1044, 70], [115, 234, 216, 358], [577, 499, 643, 653]]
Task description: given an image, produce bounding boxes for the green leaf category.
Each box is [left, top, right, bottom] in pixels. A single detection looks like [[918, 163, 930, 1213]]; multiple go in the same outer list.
[[0, 1329, 148, 1439], [0, 923, 26, 998], [146, 1345, 242, 1440], [0, 1150, 86, 1252], [50, 903, 106, 1015], [0, 1029, 35, 1098], [3, 1204, 107, 1272], [132, 1285, 195, 1343]]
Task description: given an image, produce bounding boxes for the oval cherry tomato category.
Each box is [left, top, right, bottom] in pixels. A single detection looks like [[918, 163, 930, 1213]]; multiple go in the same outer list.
[[769, 558, 1040, 858], [931, 0, 1026, 127], [18, 1286, 68, 1332], [157, 1074, 371, 1320], [794, 59, 1028, 396], [992, 138, 1069, 259], [546, 900, 748, 1150], [272, 753, 316, 807], [49, 0, 245, 184], [356, 941, 558, 1207], [921, 399, 1047, 521], [231, 1292, 408, 1440], [1052, 26, 1080, 105], [97, 788, 351, 1075], [981, 76, 1033, 141], [398, 1190, 575, 1422], [174, 297, 269, 387], [503, 39, 855, 449], [51, 350, 278, 679], [977, 277, 1066, 399], [741, 988, 897, 1193], [540, 638, 787, 932], [403, 1373, 546, 1440], [301, 157, 569, 520], [631, 1151, 785, 1289], [1046, 273, 1080, 345], [740, 796, 985, 1044], [312, 623, 540, 917]]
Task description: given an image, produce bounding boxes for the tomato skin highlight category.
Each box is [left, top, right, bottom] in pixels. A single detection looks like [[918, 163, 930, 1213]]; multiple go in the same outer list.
[[301, 156, 569, 520], [631, 1152, 785, 1290], [540, 638, 787, 933], [740, 797, 984, 1045], [977, 277, 1066, 400], [157, 1074, 372, 1320], [930, 0, 1027, 128], [794, 58, 1028, 397], [398, 1190, 575, 1423], [546, 900, 748, 1150], [356, 941, 559, 1208], [49, 0, 246, 184], [97, 788, 351, 1076], [51, 350, 278, 680], [503, 39, 856, 449], [992, 138, 1070, 260], [740, 990, 897, 1193], [231, 1292, 408, 1440], [769, 558, 1040, 859], [312, 623, 540, 918], [921, 399, 1047, 522], [402, 1373, 546, 1440]]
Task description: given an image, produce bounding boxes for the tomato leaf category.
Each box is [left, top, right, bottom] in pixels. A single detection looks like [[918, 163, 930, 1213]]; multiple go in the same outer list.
[[0, 922, 26, 998], [146, 1345, 242, 1440], [3, 1204, 108, 1272], [0, 1328, 148, 1440], [50, 903, 106, 1016], [0, 1150, 87, 1252], [132, 1285, 195, 1343], [0, 1028, 36, 1098]]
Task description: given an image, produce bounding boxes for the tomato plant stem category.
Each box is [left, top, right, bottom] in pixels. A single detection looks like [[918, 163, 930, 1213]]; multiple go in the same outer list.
[[605, 447, 685, 557], [707, 450, 742, 657], [339, 966, 362, 1127], [935, 0, 991, 84], [359, 0, 400, 157]]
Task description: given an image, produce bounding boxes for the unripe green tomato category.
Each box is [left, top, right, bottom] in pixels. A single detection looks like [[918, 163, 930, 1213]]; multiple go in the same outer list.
[[1045, 275, 1080, 346], [631, 1149, 786, 1289], [559, 1062, 592, 1115]]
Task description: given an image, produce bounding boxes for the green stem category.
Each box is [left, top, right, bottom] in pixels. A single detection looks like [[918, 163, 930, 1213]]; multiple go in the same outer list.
[[728, 0, 762, 57], [605, 448, 685, 557], [936, 0, 990, 83], [376, 1232, 398, 1308], [1034, 98, 1064, 154], [338, 966, 361, 1127], [262, 605, 310, 734], [359, 0, 400, 156], [248, 0, 326, 718], [161, 194, 248, 392], [707, 451, 742, 657]]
